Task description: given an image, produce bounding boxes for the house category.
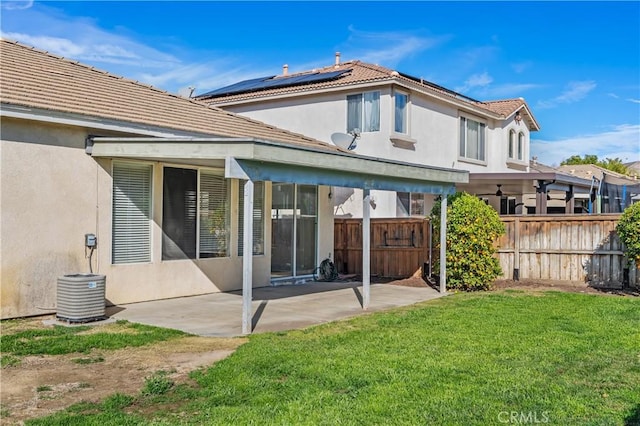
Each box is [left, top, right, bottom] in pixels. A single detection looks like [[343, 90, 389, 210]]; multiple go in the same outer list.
[[197, 52, 541, 217], [0, 40, 467, 327]]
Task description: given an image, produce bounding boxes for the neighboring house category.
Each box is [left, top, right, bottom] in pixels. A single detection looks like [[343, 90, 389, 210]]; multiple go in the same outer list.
[[197, 53, 540, 218], [556, 164, 640, 211], [0, 40, 466, 322], [624, 160, 640, 179]]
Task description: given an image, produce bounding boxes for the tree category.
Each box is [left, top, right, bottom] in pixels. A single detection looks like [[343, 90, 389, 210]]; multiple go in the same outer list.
[[560, 154, 631, 176]]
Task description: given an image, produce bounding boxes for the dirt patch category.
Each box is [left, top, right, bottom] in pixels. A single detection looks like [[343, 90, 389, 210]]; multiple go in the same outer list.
[[493, 279, 639, 297], [1, 329, 245, 425]]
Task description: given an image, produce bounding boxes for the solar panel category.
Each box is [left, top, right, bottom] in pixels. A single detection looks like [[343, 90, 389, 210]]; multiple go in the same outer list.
[[197, 69, 350, 99], [196, 75, 277, 98]]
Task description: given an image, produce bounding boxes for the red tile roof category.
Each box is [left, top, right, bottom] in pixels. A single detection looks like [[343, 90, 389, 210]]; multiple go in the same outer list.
[[0, 39, 345, 153], [200, 60, 540, 130]]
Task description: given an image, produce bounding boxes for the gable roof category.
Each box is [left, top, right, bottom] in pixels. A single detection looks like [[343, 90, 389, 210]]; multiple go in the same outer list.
[[197, 59, 540, 131], [0, 39, 343, 153]]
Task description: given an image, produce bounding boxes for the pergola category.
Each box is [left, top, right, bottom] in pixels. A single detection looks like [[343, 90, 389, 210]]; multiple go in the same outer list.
[[91, 137, 469, 334]]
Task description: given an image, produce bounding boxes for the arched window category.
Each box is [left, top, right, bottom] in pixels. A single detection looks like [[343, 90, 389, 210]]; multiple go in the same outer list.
[[518, 132, 525, 161], [508, 129, 516, 159]]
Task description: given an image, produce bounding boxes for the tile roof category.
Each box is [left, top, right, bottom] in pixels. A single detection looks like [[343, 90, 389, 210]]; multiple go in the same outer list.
[[199, 59, 539, 129], [0, 39, 344, 153]]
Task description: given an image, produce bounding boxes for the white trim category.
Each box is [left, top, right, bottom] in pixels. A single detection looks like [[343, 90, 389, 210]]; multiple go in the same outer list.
[[1, 104, 202, 138]]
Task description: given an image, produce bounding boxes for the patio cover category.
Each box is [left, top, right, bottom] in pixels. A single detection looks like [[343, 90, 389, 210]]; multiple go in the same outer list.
[[91, 136, 469, 333]]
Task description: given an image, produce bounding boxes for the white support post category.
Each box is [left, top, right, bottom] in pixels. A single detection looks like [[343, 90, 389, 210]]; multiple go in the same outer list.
[[362, 188, 371, 309], [439, 195, 447, 293], [242, 180, 254, 335]]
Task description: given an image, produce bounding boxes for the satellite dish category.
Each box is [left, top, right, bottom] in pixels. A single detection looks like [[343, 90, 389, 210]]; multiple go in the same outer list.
[[331, 129, 360, 151]]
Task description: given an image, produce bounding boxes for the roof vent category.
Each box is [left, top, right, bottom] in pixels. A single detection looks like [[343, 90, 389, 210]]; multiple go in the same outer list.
[[334, 52, 341, 68], [283, 64, 288, 76]]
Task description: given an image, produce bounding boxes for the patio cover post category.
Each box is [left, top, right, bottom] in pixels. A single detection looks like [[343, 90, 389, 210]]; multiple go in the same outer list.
[[362, 188, 371, 309], [242, 180, 254, 335], [439, 195, 447, 293]]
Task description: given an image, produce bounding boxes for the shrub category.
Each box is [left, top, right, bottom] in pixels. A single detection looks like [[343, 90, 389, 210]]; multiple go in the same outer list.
[[431, 192, 506, 291], [142, 371, 174, 396], [616, 202, 640, 268]]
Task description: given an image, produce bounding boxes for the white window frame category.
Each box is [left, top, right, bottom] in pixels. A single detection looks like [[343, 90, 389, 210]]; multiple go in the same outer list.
[[508, 129, 516, 160], [161, 165, 230, 260], [517, 132, 525, 161], [112, 161, 153, 264], [397, 192, 426, 217], [394, 90, 409, 134], [346, 91, 380, 133], [238, 180, 265, 256], [459, 115, 487, 164]]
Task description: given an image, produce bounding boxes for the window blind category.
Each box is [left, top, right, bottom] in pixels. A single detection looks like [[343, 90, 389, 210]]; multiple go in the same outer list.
[[238, 181, 265, 256], [112, 162, 152, 264], [199, 172, 229, 258]]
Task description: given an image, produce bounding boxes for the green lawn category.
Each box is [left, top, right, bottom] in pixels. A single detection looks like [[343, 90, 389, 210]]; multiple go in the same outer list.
[[26, 291, 640, 425]]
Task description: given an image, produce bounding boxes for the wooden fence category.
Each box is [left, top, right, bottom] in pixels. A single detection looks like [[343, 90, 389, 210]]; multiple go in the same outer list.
[[496, 214, 638, 288], [334, 218, 429, 278], [334, 215, 638, 289]]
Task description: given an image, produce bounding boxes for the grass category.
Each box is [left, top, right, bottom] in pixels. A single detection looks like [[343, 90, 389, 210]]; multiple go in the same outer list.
[[1, 320, 186, 357], [24, 291, 640, 425]]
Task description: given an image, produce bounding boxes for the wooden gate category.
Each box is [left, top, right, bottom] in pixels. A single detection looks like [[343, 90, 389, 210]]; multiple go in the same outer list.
[[334, 218, 430, 278]]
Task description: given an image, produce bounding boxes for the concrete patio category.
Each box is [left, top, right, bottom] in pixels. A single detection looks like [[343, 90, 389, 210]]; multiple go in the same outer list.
[[105, 281, 445, 337]]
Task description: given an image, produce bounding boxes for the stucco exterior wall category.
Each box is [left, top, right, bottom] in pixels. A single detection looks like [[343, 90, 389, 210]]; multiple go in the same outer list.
[[1, 117, 335, 319], [220, 86, 532, 217]]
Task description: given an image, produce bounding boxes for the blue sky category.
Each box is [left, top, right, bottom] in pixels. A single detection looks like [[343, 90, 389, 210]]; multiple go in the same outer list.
[[2, 1, 639, 166]]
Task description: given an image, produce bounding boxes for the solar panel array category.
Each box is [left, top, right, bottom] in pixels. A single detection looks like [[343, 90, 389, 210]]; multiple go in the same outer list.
[[197, 70, 350, 99]]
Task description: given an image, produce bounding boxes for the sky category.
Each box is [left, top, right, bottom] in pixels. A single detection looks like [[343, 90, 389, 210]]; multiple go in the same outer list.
[[1, 1, 639, 166]]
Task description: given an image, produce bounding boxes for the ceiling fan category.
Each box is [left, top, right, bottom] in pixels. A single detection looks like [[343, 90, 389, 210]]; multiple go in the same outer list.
[[476, 184, 506, 197]]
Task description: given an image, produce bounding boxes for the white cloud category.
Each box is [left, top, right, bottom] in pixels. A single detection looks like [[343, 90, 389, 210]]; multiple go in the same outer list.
[[454, 72, 493, 93], [537, 80, 597, 109], [1, 0, 33, 10], [627, 98, 640, 104], [531, 124, 640, 166], [343, 26, 450, 67]]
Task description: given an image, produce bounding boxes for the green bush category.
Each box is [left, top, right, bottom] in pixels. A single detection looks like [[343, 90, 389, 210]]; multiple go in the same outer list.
[[616, 202, 640, 268], [431, 192, 506, 291]]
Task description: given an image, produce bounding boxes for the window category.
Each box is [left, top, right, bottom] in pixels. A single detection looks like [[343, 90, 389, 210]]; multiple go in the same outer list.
[[508, 129, 516, 159], [162, 167, 229, 260], [396, 192, 426, 217], [238, 181, 265, 256], [199, 172, 229, 258], [518, 132, 525, 161], [459, 116, 486, 162], [394, 91, 409, 134], [112, 162, 152, 264], [347, 91, 380, 132]]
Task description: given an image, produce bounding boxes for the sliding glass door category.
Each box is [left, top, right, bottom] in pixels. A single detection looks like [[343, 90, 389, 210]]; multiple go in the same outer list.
[[271, 183, 317, 278]]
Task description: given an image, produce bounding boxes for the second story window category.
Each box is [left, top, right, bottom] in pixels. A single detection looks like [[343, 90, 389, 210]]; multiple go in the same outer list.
[[459, 116, 486, 162], [508, 129, 516, 159], [517, 132, 525, 161], [394, 91, 409, 134], [347, 91, 380, 133]]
